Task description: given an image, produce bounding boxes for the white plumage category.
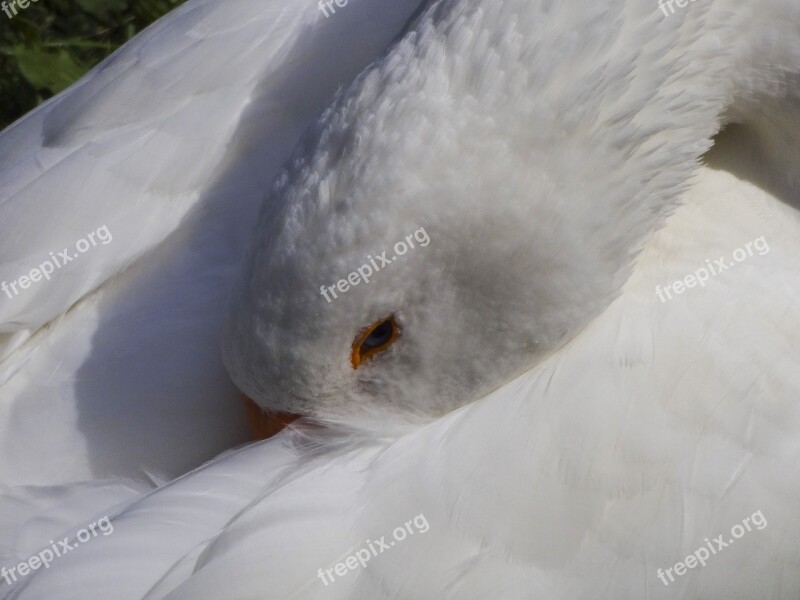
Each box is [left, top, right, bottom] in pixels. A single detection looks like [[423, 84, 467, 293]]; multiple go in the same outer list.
[[1, 0, 800, 599], [0, 0, 426, 487]]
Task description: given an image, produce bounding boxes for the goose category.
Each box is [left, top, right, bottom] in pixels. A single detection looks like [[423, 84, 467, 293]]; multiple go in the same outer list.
[[3, 0, 800, 599]]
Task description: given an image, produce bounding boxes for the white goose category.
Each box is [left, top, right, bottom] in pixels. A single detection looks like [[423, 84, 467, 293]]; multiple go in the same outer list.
[[2, 0, 800, 598]]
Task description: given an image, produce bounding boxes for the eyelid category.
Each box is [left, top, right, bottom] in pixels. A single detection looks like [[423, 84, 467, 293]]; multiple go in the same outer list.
[[351, 315, 400, 369]]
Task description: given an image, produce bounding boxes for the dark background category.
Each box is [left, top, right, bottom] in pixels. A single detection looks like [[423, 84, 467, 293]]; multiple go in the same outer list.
[[0, 0, 188, 129]]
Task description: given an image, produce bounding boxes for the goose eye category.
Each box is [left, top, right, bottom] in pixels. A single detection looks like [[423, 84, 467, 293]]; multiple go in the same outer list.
[[351, 315, 400, 368]]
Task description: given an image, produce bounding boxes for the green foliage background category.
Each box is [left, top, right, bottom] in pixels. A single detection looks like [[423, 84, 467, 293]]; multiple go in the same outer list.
[[0, 0, 188, 130]]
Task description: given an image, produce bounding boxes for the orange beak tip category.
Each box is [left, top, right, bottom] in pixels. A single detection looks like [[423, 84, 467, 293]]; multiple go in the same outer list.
[[242, 394, 300, 441]]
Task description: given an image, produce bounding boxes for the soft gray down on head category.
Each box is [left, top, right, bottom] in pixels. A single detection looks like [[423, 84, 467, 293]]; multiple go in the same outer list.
[[222, 0, 800, 427]]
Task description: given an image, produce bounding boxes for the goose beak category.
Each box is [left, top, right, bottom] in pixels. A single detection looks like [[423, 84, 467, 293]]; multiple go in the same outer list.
[[242, 394, 300, 440]]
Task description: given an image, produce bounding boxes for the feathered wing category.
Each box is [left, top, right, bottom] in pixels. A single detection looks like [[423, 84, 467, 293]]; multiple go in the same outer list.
[[0, 0, 428, 488], [0, 439, 300, 600]]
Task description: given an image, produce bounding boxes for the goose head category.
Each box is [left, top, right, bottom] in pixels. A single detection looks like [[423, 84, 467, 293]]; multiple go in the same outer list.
[[222, 2, 689, 433]]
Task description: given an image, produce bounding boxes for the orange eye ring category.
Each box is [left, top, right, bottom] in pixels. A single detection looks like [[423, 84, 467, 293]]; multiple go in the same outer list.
[[351, 315, 400, 368]]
